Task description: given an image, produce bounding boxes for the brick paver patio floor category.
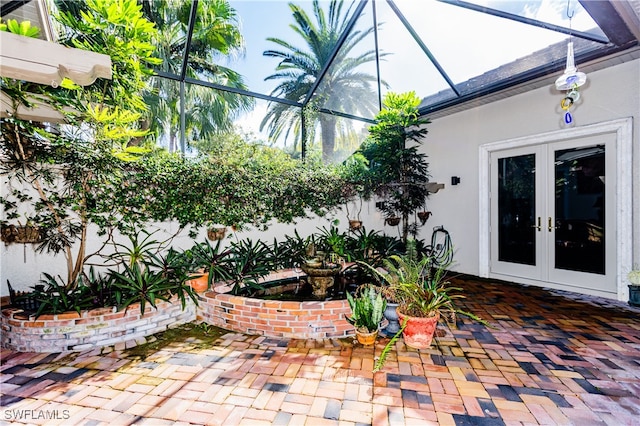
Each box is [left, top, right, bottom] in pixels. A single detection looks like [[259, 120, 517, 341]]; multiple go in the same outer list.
[[1, 277, 639, 425]]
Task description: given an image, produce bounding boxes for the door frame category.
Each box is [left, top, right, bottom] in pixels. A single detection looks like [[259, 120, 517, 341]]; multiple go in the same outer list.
[[479, 117, 633, 301]]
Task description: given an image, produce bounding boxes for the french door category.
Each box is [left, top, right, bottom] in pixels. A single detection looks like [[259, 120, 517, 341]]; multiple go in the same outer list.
[[490, 134, 616, 293]]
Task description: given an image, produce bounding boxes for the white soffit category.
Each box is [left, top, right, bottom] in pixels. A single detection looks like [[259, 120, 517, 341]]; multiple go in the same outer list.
[[0, 31, 112, 87]]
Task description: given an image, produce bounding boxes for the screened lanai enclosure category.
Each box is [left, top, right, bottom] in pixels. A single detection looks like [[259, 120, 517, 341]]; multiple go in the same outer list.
[[2, 0, 638, 162], [1, 0, 639, 305]]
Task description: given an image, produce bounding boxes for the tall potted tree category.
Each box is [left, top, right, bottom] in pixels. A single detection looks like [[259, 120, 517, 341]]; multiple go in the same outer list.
[[358, 91, 431, 243]]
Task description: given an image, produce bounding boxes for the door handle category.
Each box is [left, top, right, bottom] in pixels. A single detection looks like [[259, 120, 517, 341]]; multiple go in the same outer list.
[[548, 217, 555, 232], [531, 217, 541, 231]]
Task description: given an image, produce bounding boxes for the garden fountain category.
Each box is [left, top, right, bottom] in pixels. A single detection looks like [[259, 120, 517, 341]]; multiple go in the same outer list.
[[300, 262, 342, 298]]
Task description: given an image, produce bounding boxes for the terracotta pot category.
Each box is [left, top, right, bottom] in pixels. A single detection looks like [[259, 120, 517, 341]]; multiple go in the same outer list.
[[417, 211, 431, 225], [385, 217, 400, 226], [397, 309, 440, 349], [188, 272, 209, 293], [355, 328, 378, 346], [349, 220, 362, 230], [207, 227, 226, 241]]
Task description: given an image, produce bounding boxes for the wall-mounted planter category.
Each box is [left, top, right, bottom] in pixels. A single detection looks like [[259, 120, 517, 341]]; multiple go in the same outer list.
[[417, 211, 431, 225], [207, 226, 226, 241], [385, 217, 400, 226], [1, 224, 41, 244], [348, 219, 362, 230]]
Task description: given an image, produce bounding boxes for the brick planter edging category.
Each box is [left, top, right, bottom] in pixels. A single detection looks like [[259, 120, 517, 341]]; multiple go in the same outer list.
[[198, 269, 355, 339], [1, 268, 357, 352], [1, 297, 196, 353]]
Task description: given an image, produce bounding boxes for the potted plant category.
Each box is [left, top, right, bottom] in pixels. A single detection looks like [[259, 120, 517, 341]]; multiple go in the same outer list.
[[628, 268, 640, 307], [188, 239, 232, 292], [340, 153, 369, 231], [385, 216, 401, 227], [417, 210, 431, 225], [345, 284, 386, 345], [360, 239, 488, 351], [345, 196, 363, 231], [349, 218, 363, 231]]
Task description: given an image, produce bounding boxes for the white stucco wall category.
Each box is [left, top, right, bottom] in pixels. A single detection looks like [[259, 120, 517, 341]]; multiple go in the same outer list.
[[418, 58, 639, 300], [0, 197, 387, 295]]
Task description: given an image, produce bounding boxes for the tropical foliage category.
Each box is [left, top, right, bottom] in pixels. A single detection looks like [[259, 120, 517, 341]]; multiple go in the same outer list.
[[345, 284, 386, 333], [1, 0, 160, 288], [140, 0, 254, 152], [118, 146, 347, 231], [261, 0, 383, 162], [0, 18, 40, 36], [357, 91, 431, 242], [360, 239, 486, 325], [1, 0, 359, 294], [12, 227, 407, 315], [20, 232, 197, 317]]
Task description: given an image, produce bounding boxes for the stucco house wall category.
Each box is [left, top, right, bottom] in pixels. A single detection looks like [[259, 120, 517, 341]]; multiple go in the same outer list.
[[419, 58, 639, 301]]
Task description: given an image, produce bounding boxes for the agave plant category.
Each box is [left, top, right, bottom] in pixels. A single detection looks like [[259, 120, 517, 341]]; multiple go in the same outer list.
[[227, 238, 272, 295], [188, 239, 233, 288], [110, 262, 175, 314]]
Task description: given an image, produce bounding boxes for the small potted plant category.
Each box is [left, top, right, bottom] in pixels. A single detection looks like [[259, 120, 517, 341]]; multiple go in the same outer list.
[[345, 284, 387, 345], [628, 268, 640, 307], [207, 225, 227, 241], [187, 239, 232, 292], [417, 211, 431, 225], [385, 216, 401, 227]]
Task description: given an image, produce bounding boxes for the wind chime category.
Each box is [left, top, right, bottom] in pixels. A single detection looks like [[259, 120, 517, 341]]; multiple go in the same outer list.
[[555, 0, 587, 125]]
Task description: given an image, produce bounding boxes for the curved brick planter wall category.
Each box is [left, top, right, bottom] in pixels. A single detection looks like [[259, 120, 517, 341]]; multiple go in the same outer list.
[[198, 269, 355, 339], [1, 269, 356, 352], [1, 297, 196, 353]]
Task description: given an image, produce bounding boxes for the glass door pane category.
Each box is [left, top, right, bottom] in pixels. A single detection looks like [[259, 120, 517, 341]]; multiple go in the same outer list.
[[497, 154, 536, 265], [554, 145, 605, 274]]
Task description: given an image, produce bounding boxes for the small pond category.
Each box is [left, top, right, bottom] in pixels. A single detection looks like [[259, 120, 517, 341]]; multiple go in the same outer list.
[[239, 268, 363, 301], [201, 267, 370, 339]]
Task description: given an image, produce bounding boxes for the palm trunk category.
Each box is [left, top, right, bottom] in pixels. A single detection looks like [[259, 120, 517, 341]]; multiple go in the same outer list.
[[319, 117, 336, 163]]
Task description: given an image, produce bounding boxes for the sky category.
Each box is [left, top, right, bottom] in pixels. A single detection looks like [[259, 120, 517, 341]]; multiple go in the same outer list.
[[222, 0, 599, 145]]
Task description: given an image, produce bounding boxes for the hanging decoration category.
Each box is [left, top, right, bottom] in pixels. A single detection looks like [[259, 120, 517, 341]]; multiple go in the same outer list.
[[555, 0, 587, 125]]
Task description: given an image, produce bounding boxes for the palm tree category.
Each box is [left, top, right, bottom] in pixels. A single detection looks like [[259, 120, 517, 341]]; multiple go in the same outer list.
[[262, 0, 383, 162], [142, 0, 254, 152]]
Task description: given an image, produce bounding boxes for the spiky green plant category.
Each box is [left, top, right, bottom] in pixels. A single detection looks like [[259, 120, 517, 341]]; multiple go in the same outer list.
[[359, 239, 488, 324], [346, 284, 387, 333]]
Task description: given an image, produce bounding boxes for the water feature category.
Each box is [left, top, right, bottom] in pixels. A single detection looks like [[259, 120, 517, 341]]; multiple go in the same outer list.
[[202, 266, 372, 339], [242, 269, 362, 301]]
